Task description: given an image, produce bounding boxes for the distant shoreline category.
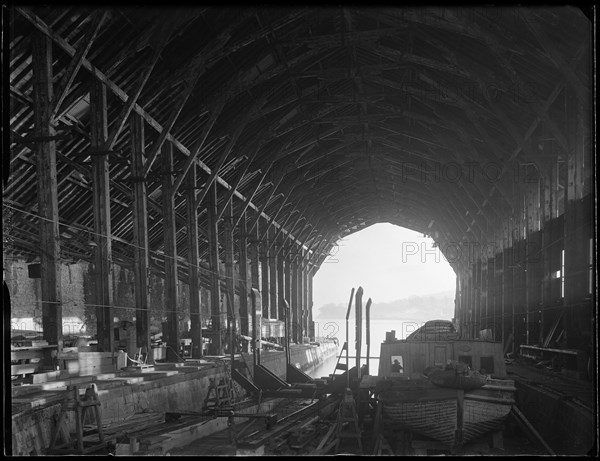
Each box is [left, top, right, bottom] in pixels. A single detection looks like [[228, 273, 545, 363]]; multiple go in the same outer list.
[[314, 290, 455, 321]]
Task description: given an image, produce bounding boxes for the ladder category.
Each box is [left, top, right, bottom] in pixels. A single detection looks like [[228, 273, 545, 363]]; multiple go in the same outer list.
[[334, 388, 363, 454], [203, 359, 238, 410], [203, 377, 233, 409], [331, 341, 349, 376]]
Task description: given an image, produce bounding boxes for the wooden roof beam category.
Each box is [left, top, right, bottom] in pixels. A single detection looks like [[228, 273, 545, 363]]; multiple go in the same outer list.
[[142, 29, 231, 176], [16, 8, 311, 253], [52, 11, 107, 120]]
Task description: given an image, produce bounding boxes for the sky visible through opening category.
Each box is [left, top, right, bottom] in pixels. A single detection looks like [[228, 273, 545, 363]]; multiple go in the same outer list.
[[312, 223, 457, 346]]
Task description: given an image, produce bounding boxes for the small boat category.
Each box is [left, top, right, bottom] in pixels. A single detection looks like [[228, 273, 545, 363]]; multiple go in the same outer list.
[[378, 378, 515, 447], [376, 319, 516, 448]]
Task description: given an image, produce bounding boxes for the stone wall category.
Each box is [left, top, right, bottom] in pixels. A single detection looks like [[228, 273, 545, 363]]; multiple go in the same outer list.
[[5, 258, 214, 339]]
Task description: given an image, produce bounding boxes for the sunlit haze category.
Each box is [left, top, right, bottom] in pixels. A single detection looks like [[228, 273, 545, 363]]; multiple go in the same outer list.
[[313, 223, 457, 311]]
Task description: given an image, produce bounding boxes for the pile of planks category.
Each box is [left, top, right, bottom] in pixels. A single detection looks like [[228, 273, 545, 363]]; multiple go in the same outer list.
[[112, 412, 222, 455], [11, 343, 56, 379]]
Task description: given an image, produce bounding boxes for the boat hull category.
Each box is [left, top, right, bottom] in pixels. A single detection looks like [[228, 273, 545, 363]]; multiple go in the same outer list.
[[379, 379, 515, 447]]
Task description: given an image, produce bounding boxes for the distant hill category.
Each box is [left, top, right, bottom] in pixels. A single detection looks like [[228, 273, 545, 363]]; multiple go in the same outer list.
[[314, 290, 455, 322]]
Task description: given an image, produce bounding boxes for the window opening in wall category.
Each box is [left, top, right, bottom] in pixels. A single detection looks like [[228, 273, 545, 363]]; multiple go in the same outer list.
[[390, 355, 403, 374]]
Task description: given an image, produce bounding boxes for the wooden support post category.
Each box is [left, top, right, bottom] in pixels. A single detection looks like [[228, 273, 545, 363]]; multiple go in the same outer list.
[[260, 219, 271, 319], [224, 199, 236, 351], [186, 164, 203, 359], [162, 142, 179, 362], [276, 237, 285, 321], [540, 158, 556, 345], [298, 253, 305, 342], [308, 268, 314, 341], [251, 288, 262, 366], [284, 250, 292, 331], [563, 89, 593, 352], [130, 113, 151, 361], [249, 215, 261, 292], [355, 287, 363, 380], [291, 259, 299, 344], [268, 227, 279, 320], [90, 80, 113, 353], [207, 181, 223, 355], [304, 263, 311, 341], [32, 31, 63, 353], [238, 212, 250, 349]]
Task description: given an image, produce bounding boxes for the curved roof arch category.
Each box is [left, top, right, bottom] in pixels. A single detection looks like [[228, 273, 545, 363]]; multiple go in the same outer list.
[[6, 6, 593, 279]]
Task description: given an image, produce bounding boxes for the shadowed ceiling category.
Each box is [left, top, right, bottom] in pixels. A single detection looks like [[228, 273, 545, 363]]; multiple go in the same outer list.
[[6, 6, 592, 282]]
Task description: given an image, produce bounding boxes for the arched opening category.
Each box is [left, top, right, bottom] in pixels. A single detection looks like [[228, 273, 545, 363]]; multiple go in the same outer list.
[[312, 223, 457, 372]]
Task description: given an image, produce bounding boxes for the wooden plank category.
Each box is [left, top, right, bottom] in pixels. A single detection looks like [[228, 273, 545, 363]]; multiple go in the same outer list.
[[31, 29, 62, 352], [11, 363, 41, 375], [510, 406, 556, 455], [11, 349, 49, 361]]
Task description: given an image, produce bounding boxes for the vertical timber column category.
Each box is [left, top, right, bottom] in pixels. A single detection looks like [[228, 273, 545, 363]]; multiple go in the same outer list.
[[297, 251, 304, 342], [162, 142, 179, 361], [207, 181, 222, 355], [238, 212, 250, 348], [260, 219, 270, 319], [276, 237, 285, 321], [563, 89, 592, 353], [90, 80, 113, 352], [249, 216, 261, 295], [291, 256, 299, 344], [269, 227, 279, 320], [186, 164, 203, 358], [308, 267, 314, 341], [249, 216, 261, 345], [32, 31, 62, 351], [224, 200, 236, 349], [301, 252, 308, 341], [284, 248, 292, 317], [540, 159, 556, 345], [130, 113, 151, 360]]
